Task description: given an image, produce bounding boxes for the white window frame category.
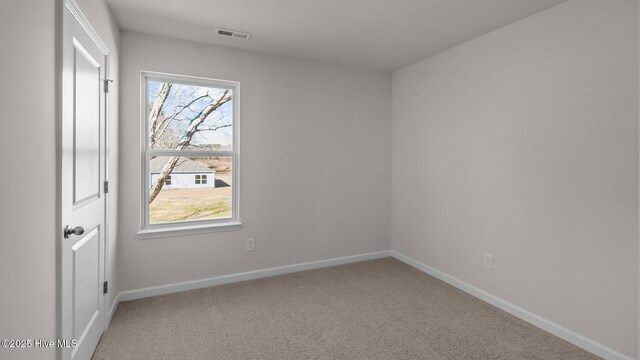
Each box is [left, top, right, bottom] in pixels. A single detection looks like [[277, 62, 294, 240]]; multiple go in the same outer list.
[[138, 71, 241, 238]]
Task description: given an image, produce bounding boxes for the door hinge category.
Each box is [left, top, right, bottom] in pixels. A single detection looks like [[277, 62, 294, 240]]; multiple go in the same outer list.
[[103, 281, 108, 294], [103, 181, 109, 194], [104, 79, 114, 93]]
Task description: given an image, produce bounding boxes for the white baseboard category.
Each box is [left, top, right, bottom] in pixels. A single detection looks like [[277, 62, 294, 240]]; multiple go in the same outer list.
[[106, 292, 120, 325], [117, 250, 391, 302], [390, 250, 635, 360]]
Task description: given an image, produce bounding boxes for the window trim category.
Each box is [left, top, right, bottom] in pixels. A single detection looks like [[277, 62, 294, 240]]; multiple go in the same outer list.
[[138, 71, 241, 238]]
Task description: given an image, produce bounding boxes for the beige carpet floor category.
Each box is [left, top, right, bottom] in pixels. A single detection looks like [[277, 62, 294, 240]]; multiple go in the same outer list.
[[92, 258, 600, 360]]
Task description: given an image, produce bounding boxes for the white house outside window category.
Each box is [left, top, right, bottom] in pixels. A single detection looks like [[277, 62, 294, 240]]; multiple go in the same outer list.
[[140, 72, 240, 236]]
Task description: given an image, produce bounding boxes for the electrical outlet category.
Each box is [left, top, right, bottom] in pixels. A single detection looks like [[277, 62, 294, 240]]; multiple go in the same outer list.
[[246, 238, 255, 252], [483, 253, 493, 270]]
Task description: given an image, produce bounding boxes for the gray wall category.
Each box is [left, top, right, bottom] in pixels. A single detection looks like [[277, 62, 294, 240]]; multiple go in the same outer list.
[[0, 1, 57, 359], [118, 31, 392, 292], [0, 1, 119, 359], [391, 0, 638, 357]]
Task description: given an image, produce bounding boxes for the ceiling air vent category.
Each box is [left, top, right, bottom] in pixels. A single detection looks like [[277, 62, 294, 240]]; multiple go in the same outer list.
[[216, 28, 251, 40]]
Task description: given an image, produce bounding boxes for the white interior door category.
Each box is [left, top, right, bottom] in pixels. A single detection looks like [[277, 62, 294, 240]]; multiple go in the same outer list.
[[60, 3, 108, 360]]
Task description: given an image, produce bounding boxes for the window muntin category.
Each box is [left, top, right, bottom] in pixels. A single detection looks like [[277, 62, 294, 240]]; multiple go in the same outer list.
[[141, 72, 239, 232]]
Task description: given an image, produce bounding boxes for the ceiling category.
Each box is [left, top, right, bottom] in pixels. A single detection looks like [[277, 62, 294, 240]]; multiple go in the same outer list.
[[105, 0, 568, 71]]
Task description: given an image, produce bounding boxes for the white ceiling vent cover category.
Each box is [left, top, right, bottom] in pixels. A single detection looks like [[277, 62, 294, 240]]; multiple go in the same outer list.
[[216, 28, 251, 40]]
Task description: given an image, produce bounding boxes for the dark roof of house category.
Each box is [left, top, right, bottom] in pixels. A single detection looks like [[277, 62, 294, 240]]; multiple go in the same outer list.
[[149, 157, 214, 173]]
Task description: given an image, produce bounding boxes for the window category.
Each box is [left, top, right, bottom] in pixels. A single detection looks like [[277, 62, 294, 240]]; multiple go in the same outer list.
[[195, 174, 208, 185], [140, 72, 240, 236]]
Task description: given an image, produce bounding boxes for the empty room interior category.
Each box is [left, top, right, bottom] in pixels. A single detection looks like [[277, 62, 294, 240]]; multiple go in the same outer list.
[[1, 0, 640, 359]]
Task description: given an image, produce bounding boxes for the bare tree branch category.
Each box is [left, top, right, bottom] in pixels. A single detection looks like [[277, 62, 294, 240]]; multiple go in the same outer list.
[[149, 90, 232, 203], [154, 94, 214, 145], [197, 124, 232, 132], [148, 83, 171, 145]]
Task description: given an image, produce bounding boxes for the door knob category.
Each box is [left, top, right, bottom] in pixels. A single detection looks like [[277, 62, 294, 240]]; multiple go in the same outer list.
[[64, 225, 85, 238]]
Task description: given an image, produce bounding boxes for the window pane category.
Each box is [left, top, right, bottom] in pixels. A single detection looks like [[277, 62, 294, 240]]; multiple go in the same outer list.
[[147, 80, 233, 151], [148, 156, 233, 224]]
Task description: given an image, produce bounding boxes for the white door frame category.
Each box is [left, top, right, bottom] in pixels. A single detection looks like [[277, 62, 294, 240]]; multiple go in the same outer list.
[[56, 0, 111, 359]]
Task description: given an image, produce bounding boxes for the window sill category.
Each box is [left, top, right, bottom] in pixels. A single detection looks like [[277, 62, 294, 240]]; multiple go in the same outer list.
[[137, 221, 242, 239]]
